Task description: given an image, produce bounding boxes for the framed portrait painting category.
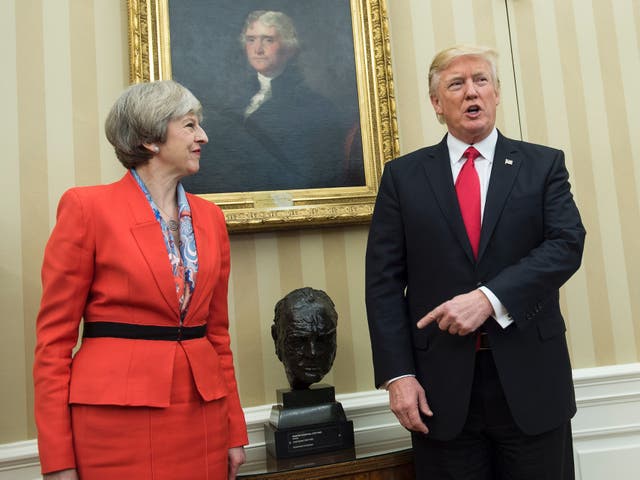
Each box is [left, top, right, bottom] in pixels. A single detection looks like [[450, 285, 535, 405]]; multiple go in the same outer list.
[[128, 0, 398, 232]]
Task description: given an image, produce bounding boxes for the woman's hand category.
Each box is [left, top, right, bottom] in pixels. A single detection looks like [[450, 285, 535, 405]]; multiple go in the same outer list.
[[228, 446, 246, 479], [43, 468, 79, 480]]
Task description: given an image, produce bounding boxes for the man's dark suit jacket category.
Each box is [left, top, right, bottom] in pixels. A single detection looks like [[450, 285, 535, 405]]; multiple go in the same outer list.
[[365, 131, 586, 441]]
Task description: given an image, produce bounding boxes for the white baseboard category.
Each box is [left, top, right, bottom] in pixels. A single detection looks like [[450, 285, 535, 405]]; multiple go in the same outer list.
[[3, 363, 639, 479], [571, 364, 640, 479], [0, 441, 41, 480]]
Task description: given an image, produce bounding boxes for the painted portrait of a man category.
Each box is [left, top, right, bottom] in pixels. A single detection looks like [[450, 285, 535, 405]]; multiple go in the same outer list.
[[169, 1, 365, 194]]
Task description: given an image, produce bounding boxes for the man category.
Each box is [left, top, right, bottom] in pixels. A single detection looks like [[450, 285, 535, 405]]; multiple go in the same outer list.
[[182, 10, 363, 194], [272, 287, 338, 390], [365, 45, 585, 479]]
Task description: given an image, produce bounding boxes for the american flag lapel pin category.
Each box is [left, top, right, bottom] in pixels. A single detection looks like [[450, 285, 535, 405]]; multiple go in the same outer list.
[[505, 159, 513, 166]]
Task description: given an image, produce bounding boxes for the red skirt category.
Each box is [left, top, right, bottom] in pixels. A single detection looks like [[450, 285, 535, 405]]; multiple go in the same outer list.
[[71, 344, 229, 480]]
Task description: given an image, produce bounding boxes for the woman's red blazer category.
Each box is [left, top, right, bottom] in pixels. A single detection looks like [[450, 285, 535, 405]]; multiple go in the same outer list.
[[33, 172, 248, 473]]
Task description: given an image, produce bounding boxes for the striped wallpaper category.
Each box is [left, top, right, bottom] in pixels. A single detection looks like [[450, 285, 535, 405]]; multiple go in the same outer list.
[[509, 0, 640, 366], [1, 0, 638, 445], [388, 0, 640, 368]]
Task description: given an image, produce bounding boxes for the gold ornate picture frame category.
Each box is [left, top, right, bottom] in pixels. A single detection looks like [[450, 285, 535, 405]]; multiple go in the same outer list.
[[127, 0, 397, 232]]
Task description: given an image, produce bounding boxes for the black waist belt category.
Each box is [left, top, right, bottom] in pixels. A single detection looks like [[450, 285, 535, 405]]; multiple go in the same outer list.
[[83, 321, 206, 341]]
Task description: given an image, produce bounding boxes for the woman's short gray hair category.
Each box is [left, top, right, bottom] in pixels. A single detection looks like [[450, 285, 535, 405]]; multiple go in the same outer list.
[[105, 80, 202, 169], [428, 45, 500, 124], [240, 10, 299, 53]]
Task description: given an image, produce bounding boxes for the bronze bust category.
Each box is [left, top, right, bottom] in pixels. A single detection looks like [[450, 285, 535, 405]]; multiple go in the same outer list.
[[272, 287, 338, 389]]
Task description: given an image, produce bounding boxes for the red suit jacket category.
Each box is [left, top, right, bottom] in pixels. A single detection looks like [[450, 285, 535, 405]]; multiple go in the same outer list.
[[366, 132, 585, 440], [34, 172, 248, 473]]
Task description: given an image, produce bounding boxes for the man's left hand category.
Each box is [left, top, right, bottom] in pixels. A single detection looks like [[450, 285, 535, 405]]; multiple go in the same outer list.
[[416, 289, 493, 335]]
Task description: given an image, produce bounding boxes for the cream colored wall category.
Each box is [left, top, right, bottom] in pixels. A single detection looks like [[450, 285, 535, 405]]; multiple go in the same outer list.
[[506, 0, 640, 366], [1, 0, 638, 445], [387, 0, 640, 367]]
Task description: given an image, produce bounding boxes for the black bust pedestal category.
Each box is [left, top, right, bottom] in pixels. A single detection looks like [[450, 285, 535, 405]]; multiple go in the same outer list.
[[264, 384, 355, 459]]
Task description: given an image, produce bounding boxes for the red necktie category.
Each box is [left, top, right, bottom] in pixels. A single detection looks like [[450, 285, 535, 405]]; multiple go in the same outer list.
[[456, 146, 481, 259]]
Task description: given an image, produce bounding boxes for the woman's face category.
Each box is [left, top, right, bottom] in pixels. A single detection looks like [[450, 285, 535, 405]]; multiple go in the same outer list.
[[155, 113, 208, 177]]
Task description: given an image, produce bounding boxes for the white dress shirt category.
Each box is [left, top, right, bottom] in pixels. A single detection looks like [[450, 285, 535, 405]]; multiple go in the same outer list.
[[244, 73, 272, 118], [447, 129, 512, 329]]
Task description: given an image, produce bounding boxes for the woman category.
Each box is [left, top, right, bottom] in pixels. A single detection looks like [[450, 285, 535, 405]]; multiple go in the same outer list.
[[33, 80, 248, 479]]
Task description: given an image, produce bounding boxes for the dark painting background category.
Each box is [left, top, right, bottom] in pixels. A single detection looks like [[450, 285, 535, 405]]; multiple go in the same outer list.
[[168, 0, 365, 193]]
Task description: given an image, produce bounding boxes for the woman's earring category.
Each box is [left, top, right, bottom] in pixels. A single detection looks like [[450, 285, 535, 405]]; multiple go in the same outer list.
[[152, 145, 160, 153]]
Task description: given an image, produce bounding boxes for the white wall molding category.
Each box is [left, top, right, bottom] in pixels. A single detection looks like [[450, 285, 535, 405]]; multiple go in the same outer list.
[[3, 363, 639, 479], [0, 440, 41, 480], [571, 363, 640, 478]]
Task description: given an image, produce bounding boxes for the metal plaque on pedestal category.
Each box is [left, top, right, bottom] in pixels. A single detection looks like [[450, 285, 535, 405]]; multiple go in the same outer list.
[[264, 384, 355, 459]]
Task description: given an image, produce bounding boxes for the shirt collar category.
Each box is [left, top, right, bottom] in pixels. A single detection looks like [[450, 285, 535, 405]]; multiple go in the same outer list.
[[257, 73, 272, 90], [447, 128, 498, 166]]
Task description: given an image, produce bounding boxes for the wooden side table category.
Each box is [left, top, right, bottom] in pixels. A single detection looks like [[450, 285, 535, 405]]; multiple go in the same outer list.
[[238, 448, 414, 479]]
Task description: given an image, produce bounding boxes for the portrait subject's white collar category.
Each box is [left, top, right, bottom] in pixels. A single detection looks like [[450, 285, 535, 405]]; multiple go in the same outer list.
[[256, 73, 273, 91]]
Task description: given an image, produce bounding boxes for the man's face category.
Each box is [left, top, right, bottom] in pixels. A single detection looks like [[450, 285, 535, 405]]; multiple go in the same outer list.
[[244, 21, 291, 77], [276, 313, 337, 389], [430, 55, 500, 144]]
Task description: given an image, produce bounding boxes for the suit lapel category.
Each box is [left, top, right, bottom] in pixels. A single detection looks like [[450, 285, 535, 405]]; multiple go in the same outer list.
[[121, 172, 181, 319], [183, 198, 215, 321], [422, 137, 477, 263], [477, 133, 521, 260]]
